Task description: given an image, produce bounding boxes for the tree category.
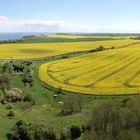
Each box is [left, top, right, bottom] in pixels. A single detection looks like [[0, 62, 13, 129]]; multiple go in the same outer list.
[[0, 73, 12, 94], [69, 125, 81, 139], [3, 62, 13, 73], [61, 95, 83, 115], [0, 64, 3, 73], [7, 120, 57, 140], [7, 110, 15, 118]]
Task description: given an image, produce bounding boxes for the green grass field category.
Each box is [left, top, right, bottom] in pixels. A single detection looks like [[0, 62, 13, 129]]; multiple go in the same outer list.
[[1, 58, 128, 139], [20, 34, 135, 43]]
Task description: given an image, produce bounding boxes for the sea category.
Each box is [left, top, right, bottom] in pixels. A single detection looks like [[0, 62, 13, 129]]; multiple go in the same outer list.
[[0, 32, 49, 41]]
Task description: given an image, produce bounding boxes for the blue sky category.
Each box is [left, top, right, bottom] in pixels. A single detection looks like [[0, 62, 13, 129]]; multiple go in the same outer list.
[[0, 0, 140, 33]]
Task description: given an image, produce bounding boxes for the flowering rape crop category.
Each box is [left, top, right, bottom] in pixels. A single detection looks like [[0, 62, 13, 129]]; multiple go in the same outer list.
[[0, 39, 138, 60], [39, 43, 140, 95]]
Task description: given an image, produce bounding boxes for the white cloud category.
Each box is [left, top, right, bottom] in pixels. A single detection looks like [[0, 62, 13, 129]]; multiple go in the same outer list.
[[0, 16, 71, 32], [0, 16, 140, 33], [0, 16, 8, 20]]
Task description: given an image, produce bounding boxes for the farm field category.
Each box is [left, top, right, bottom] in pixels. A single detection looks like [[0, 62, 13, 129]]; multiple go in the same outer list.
[[39, 43, 140, 95], [21, 34, 136, 43], [0, 39, 139, 60], [48, 34, 135, 39]]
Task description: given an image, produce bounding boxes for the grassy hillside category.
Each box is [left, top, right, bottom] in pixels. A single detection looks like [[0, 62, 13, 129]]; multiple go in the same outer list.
[[0, 58, 130, 140]]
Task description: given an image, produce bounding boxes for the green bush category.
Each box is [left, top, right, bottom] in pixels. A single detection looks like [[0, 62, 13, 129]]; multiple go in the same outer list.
[[12, 62, 25, 72], [80, 98, 140, 140], [7, 111, 15, 117], [3, 62, 13, 73], [22, 75, 34, 87], [7, 120, 57, 140], [0, 73, 12, 92], [23, 93, 35, 105], [6, 104, 14, 110], [69, 125, 81, 139], [61, 95, 83, 115]]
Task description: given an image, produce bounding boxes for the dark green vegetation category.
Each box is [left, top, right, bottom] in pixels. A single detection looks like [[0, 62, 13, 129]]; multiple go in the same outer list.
[[0, 37, 118, 45], [7, 97, 140, 140], [21, 37, 118, 43], [0, 39, 22, 44], [1, 34, 140, 140], [0, 58, 140, 140], [0, 36, 118, 44], [82, 98, 140, 140], [133, 36, 140, 40]]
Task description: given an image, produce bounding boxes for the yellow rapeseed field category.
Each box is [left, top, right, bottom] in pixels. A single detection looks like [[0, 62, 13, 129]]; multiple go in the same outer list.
[[38, 43, 140, 95], [48, 34, 134, 39], [0, 39, 139, 60]]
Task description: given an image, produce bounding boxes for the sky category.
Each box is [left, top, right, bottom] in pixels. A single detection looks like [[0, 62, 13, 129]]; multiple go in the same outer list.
[[0, 0, 140, 33]]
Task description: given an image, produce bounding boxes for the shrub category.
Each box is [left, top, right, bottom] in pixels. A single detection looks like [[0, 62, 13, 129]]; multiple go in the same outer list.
[[62, 55, 69, 59], [3, 62, 13, 73], [61, 95, 83, 115], [89, 46, 105, 53], [111, 46, 115, 49], [5, 88, 23, 102], [7, 111, 15, 117], [69, 125, 81, 139], [44, 129, 57, 140], [23, 93, 35, 105], [0, 64, 3, 73], [95, 45, 105, 51], [22, 75, 34, 87], [1, 99, 6, 104], [0, 73, 12, 92], [7, 120, 57, 140], [60, 131, 68, 140], [23, 61, 32, 66], [6, 104, 14, 110], [15, 119, 27, 126], [12, 62, 25, 72]]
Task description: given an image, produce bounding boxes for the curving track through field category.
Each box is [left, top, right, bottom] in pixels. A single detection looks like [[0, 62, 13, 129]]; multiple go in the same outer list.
[[38, 43, 140, 95]]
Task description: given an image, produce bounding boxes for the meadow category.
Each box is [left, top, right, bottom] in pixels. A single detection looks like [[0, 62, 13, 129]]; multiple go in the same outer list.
[[48, 34, 134, 39]]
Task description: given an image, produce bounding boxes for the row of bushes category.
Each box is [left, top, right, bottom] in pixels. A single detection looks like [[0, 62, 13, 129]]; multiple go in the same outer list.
[[89, 45, 115, 53], [7, 119, 83, 140], [1, 61, 32, 73], [0, 39, 22, 44], [1, 61, 34, 87]]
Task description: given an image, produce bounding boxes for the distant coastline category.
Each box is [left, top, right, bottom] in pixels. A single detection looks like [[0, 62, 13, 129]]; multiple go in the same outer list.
[[0, 32, 49, 41], [0, 32, 140, 41]]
